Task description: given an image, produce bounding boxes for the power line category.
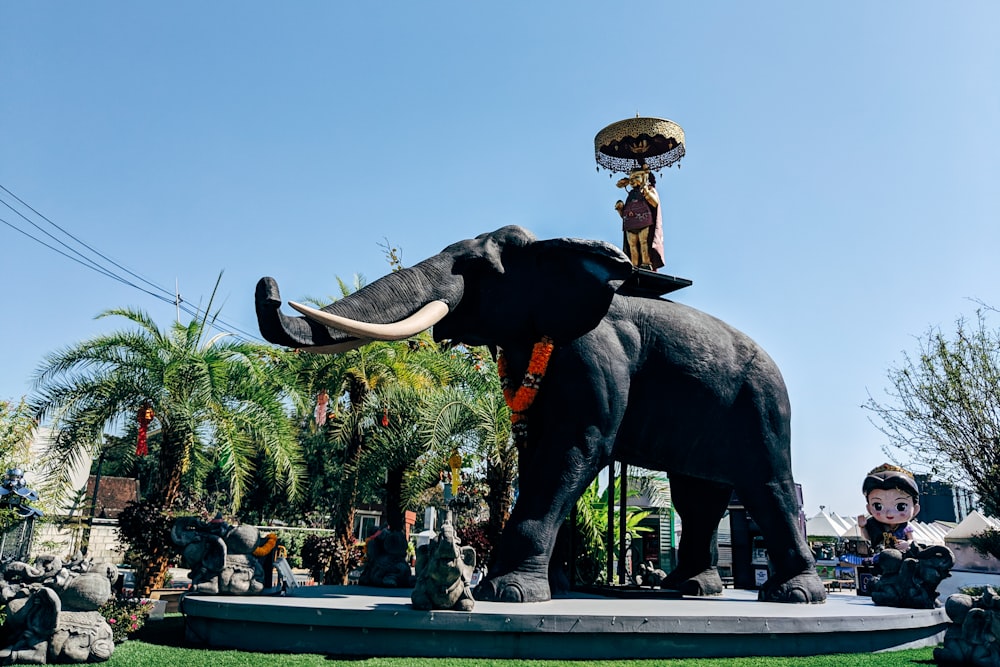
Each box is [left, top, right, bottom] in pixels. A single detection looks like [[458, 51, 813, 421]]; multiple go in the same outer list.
[[0, 185, 265, 344], [0, 185, 177, 301]]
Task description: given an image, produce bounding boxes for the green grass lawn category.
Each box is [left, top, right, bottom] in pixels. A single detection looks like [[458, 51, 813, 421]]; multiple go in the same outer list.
[[111, 616, 938, 667]]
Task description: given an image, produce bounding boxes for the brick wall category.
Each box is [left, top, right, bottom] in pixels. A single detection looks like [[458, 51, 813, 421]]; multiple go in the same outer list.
[[33, 519, 125, 565]]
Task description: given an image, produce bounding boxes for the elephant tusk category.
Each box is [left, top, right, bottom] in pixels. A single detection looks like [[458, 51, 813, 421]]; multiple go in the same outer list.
[[288, 300, 449, 341], [301, 338, 372, 354]]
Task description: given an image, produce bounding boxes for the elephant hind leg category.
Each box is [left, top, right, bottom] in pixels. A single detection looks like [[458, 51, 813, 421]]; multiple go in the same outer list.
[[738, 477, 826, 603], [662, 473, 731, 596]]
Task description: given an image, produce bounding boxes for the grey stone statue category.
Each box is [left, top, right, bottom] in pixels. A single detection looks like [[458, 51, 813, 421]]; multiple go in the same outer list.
[[636, 561, 669, 588], [869, 543, 955, 609], [0, 555, 117, 663], [935, 586, 1000, 667], [411, 516, 476, 611], [171, 516, 267, 595], [357, 528, 413, 588]]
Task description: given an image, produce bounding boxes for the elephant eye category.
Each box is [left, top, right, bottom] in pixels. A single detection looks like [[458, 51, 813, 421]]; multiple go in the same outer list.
[[896, 503, 908, 512], [871, 502, 883, 511]]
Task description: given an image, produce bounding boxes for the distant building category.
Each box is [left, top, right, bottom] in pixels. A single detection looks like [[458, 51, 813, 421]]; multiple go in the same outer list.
[[83, 475, 139, 519], [913, 474, 976, 523]]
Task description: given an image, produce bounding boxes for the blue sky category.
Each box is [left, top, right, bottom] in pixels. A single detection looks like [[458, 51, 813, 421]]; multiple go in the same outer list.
[[1, 3, 998, 517]]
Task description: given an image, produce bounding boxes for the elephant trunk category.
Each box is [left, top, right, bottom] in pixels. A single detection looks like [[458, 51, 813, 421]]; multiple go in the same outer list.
[[256, 253, 463, 350]]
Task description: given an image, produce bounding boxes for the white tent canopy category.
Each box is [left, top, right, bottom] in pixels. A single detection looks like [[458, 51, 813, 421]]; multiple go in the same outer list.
[[945, 510, 1000, 541], [840, 519, 946, 546], [806, 511, 848, 539]]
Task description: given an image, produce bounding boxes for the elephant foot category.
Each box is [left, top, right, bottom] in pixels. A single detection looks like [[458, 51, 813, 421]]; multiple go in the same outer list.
[[758, 571, 827, 603], [661, 567, 724, 596], [474, 572, 550, 603]]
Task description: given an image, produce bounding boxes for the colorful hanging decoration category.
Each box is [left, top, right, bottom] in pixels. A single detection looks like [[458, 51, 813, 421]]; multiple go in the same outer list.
[[314, 389, 329, 426], [136, 405, 154, 457], [497, 336, 555, 449], [448, 449, 463, 496]]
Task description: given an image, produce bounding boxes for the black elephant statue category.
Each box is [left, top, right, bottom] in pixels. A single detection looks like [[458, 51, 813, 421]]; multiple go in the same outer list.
[[869, 544, 955, 609], [256, 225, 825, 604], [935, 587, 1000, 667], [358, 528, 414, 588]]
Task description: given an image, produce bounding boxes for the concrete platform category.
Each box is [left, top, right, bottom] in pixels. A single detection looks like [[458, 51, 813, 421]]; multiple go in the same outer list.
[[181, 586, 948, 659]]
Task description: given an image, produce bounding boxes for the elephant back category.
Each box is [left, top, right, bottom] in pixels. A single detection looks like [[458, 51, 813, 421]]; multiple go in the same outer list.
[[225, 526, 261, 555], [58, 572, 112, 612]]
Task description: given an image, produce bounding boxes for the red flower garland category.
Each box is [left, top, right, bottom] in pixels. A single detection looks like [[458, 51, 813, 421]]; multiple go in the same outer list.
[[497, 336, 554, 449]]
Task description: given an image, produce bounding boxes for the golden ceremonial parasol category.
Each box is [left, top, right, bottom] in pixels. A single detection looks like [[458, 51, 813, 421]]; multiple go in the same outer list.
[[594, 116, 686, 174]]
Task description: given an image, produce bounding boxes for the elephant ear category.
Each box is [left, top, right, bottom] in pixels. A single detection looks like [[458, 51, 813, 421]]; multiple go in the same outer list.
[[528, 237, 634, 341]]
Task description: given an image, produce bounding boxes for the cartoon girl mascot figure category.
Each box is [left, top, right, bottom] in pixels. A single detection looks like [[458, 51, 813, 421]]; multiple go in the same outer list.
[[857, 463, 921, 555]]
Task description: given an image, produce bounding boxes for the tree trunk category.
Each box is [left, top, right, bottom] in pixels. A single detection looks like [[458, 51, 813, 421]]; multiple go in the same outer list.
[[383, 465, 406, 531], [138, 552, 171, 598], [327, 411, 365, 585], [134, 427, 188, 597], [485, 454, 516, 561]]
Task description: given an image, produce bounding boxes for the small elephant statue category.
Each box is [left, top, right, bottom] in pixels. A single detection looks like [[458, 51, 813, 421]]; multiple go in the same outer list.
[[870, 543, 955, 609], [411, 517, 476, 611], [257, 225, 825, 603], [0, 559, 116, 663], [170, 516, 265, 595], [636, 561, 669, 589], [935, 587, 1000, 666]]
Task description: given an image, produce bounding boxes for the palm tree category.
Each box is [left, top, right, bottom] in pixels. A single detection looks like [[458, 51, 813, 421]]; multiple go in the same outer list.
[[30, 304, 303, 593], [415, 348, 516, 555], [0, 398, 36, 477], [272, 332, 458, 584]]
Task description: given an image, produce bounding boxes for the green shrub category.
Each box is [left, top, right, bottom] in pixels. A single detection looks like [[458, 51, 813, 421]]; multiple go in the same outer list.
[[970, 529, 1000, 561], [457, 520, 493, 567]]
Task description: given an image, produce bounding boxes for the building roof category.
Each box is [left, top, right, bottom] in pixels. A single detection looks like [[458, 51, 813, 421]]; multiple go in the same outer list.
[[84, 476, 139, 519]]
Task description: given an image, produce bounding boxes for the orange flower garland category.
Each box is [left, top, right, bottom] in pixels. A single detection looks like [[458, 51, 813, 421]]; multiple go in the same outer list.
[[253, 533, 279, 558], [498, 336, 555, 448]]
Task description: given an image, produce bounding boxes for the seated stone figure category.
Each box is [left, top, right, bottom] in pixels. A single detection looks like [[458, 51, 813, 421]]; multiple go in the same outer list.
[[411, 516, 476, 611], [358, 528, 413, 588]]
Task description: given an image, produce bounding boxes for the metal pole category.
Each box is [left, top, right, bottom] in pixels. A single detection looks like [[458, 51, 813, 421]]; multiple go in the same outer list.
[[81, 450, 106, 556], [619, 462, 628, 585], [606, 463, 614, 585], [569, 503, 577, 588]]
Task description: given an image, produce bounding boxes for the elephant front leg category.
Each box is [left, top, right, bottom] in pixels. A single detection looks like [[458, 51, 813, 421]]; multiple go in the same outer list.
[[477, 340, 625, 603], [475, 517, 557, 602], [476, 441, 608, 603]]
